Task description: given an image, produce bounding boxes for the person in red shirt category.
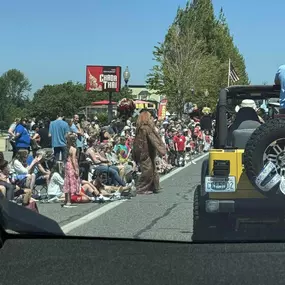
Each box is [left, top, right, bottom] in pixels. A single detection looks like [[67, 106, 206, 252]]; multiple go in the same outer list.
[[173, 130, 186, 167]]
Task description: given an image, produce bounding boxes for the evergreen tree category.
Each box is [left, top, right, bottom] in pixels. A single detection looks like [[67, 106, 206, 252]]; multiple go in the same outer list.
[[147, 0, 249, 113], [214, 7, 249, 86]]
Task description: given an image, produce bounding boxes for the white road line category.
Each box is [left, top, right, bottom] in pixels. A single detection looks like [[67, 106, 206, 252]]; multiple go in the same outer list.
[[61, 200, 125, 234], [160, 152, 208, 182], [61, 153, 209, 234]]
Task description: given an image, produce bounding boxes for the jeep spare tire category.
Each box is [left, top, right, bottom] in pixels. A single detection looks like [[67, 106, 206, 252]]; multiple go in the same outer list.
[[244, 118, 285, 198]]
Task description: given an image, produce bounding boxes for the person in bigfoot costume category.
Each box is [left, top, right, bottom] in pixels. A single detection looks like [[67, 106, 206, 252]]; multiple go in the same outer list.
[[133, 110, 166, 194]]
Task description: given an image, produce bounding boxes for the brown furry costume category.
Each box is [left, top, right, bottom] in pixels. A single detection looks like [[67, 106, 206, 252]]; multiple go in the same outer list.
[[133, 111, 166, 194]]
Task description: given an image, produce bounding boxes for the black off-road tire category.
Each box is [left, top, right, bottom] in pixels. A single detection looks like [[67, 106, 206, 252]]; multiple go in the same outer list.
[[244, 118, 285, 198], [193, 185, 201, 231], [192, 186, 218, 241], [192, 185, 215, 241], [201, 159, 209, 195]]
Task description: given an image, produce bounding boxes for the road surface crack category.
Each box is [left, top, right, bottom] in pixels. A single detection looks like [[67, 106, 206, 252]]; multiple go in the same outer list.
[[133, 203, 178, 239]]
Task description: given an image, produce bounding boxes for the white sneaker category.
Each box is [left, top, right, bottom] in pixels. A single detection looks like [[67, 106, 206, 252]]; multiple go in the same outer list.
[[125, 180, 136, 189], [96, 195, 110, 201], [130, 180, 137, 197], [110, 192, 121, 201], [63, 203, 77, 208], [114, 190, 121, 197]]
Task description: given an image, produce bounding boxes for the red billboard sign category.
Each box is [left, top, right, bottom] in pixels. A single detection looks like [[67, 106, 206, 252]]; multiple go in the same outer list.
[[86, 66, 121, 92]]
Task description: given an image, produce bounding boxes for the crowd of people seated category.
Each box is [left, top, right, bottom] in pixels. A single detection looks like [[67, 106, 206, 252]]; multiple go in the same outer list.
[[0, 108, 214, 210]]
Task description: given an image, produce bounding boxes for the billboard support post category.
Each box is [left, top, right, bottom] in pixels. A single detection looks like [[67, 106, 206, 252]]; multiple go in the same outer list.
[[108, 92, 113, 123]]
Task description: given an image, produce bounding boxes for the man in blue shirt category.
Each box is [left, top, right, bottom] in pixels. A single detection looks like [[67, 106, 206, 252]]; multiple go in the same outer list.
[[49, 113, 70, 162], [14, 118, 31, 152], [275, 64, 285, 113]]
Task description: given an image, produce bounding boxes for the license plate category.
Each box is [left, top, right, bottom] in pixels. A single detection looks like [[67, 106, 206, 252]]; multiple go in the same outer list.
[[205, 176, 236, 192]]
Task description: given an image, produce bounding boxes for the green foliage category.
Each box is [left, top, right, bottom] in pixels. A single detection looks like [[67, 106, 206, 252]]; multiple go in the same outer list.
[[29, 82, 87, 120], [29, 82, 133, 120], [0, 70, 133, 123], [0, 121, 7, 130], [214, 8, 249, 86], [1, 69, 31, 104], [96, 113, 108, 125], [147, 0, 249, 114], [7, 105, 29, 123], [0, 69, 131, 124], [0, 69, 31, 124]]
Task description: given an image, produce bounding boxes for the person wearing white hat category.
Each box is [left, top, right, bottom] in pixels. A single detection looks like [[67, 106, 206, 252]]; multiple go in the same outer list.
[[235, 99, 264, 123], [235, 99, 257, 113]]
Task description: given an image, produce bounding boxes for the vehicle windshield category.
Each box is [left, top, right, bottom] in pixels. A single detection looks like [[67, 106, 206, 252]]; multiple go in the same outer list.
[[1, 1, 285, 243]]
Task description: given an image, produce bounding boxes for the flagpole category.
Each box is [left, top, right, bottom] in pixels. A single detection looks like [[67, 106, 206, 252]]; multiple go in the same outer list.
[[227, 58, 231, 87]]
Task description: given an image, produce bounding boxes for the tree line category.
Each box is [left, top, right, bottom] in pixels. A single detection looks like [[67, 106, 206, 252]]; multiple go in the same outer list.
[[0, 69, 132, 127], [0, 1, 249, 126], [147, 0, 249, 115]]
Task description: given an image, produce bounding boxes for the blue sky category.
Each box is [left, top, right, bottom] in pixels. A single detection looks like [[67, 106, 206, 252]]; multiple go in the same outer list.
[[1, 0, 284, 94]]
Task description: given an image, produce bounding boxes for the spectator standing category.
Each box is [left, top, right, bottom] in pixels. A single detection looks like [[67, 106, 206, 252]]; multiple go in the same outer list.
[[200, 107, 213, 133], [13, 118, 31, 152], [8, 118, 20, 158], [173, 130, 186, 167], [49, 113, 69, 162], [70, 114, 84, 159], [34, 120, 51, 149], [63, 133, 80, 208], [30, 117, 36, 131]]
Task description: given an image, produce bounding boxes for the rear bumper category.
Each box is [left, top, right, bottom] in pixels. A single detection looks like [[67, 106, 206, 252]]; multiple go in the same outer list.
[[205, 198, 285, 214]]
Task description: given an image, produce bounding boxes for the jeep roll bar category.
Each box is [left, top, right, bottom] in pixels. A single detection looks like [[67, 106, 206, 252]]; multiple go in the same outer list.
[[216, 89, 228, 148], [215, 85, 281, 149]]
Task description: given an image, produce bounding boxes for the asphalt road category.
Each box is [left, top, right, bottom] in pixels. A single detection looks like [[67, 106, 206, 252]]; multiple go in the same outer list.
[[3, 151, 208, 241]]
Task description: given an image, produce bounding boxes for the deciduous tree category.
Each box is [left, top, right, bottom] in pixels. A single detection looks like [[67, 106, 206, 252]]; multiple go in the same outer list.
[[1, 69, 31, 105], [29, 81, 133, 119]]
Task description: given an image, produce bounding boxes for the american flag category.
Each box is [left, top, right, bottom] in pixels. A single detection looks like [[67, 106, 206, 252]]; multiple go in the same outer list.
[[230, 62, 240, 82]]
